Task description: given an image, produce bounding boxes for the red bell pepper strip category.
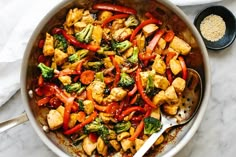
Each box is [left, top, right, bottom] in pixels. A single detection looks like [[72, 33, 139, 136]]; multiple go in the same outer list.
[[106, 102, 120, 114], [93, 3, 137, 15], [110, 55, 121, 88], [145, 12, 156, 19], [38, 74, 44, 87], [59, 69, 78, 76], [119, 106, 145, 120], [130, 19, 162, 42], [129, 120, 144, 141], [89, 133, 98, 143], [87, 89, 108, 112], [163, 30, 175, 42], [52, 28, 100, 52], [64, 111, 98, 135], [128, 84, 137, 96], [136, 68, 156, 108], [131, 115, 143, 122], [178, 56, 187, 80], [49, 97, 63, 109], [101, 14, 129, 28], [77, 111, 86, 123], [165, 52, 176, 67], [130, 94, 138, 105], [37, 97, 50, 106], [63, 97, 75, 131], [76, 58, 87, 75], [166, 69, 173, 84], [138, 53, 156, 61], [146, 29, 165, 55]]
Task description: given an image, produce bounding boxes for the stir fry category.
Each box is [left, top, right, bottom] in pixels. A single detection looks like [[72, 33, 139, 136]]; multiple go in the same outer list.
[[35, 3, 192, 156]]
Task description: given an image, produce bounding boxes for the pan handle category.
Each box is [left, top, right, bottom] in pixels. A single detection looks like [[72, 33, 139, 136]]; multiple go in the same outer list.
[[0, 112, 29, 133]]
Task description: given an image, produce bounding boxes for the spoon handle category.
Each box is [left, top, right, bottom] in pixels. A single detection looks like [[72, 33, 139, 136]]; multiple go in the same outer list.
[[133, 124, 170, 157]]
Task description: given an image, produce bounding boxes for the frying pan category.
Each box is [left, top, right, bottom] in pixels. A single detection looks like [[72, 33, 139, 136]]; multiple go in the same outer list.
[[1, 0, 211, 156]]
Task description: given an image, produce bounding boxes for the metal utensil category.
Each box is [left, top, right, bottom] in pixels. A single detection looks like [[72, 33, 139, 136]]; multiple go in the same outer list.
[[134, 68, 202, 157]]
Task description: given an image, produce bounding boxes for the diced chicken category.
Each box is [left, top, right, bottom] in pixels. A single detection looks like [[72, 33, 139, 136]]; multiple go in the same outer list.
[[162, 103, 179, 115], [47, 110, 63, 130], [110, 140, 121, 151], [154, 75, 170, 90], [150, 108, 161, 120], [81, 10, 94, 24], [74, 21, 87, 33], [97, 137, 108, 156], [112, 19, 125, 30], [65, 8, 83, 27], [103, 57, 113, 68], [112, 28, 132, 42], [87, 81, 106, 104], [68, 113, 78, 128], [152, 91, 167, 106], [152, 54, 166, 75], [135, 139, 144, 151], [165, 85, 178, 103], [99, 112, 114, 123], [139, 70, 155, 87], [117, 132, 130, 141], [154, 135, 164, 146], [43, 33, 54, 56], [58, 75, 72, 86], [83, 100, 94, 115], [54, 48, 68, 66], [136, 33, 145, 52], [158, 38, 166, 50], [91, 25, 103, 46], [66, 45, 76, 55], [172, 77, 186, 93], [169, 36, 191, 55], [98, 11, 113, 22], [142, 24, 158, 37], [121, 139, 134, 152], [103, 87, 127, 103], [129, 127, 135, 136], [51, 62, 57, 69], [169, 58, 182, 75], [102, 28, 112, 41], [82, 137, 97, 156], [56, 106, 65, 115], [115, 55, 125, 65]]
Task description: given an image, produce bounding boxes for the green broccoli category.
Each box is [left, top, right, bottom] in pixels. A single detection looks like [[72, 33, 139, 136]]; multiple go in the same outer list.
[[87, 61, 103, 71], [37, 63, 54, 79], [75, 24, 94, 43], [128, 46, 139, 64], [118, 72, 134, 87], [112, 40, 132, 53], [144, 117, 162, 135], [97, 45, 110, 55], [124, 15, 139, 27], [68, 49, 89, 63], [77, 99, 84, 111], [114, 121, 131, 134], [146, 75, 155, 95], [64, 83, 81, 93], [95, 72, 104, 82], [54, 34, 68, 52]]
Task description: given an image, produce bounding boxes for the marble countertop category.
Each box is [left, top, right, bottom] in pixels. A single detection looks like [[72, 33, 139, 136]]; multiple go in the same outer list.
[[0, 0, 236, 156]]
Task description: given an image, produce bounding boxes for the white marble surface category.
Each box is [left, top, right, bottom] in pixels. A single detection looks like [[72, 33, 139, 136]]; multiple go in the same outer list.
[[0, 0, 236, 157]]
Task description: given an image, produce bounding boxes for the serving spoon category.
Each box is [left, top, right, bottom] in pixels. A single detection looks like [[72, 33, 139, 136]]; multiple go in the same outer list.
[[134, 68, 202, 157]]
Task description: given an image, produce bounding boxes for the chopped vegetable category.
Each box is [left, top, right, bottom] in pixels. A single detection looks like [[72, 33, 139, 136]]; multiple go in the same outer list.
[[127, 46, 139, 64], [124, 15, 139, 27], [112, 40, 132, 53], [80, 70, 95, 85], [178, 56, 187, 80], [118, 72, 134, 87], [65, 83, 81, 93], [38, 63, 54, 79], [87, 61, 103, 71], [68, 49, 89, 63], [54, 34, 68, 51], [95, 72, 104, 82], [144, 117, 162, 135], [114, 121, 131, 134], [75, 24, 94, 43], [146, 75, 155, 95]]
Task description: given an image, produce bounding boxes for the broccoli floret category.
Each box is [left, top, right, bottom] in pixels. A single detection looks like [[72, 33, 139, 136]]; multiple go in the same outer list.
[[125, 15, 139, 27], [77, 99, 84, 111], [75, 24, 94, 43], [54, 34, 68, 51], [114, 121, 131, 134], [97, 45, 110, 55], [64, 83, 81, 93], [112, 40, 132, 53], [146, 75, 155, 95], [68, 49, 89, 63], [95, 72, 104, 82], [37, 63, 54, 79], [128, 46, 139, 64], [118, 72, 134, 87], [87, 61, 103, 71], [144, 117, 162, 135]]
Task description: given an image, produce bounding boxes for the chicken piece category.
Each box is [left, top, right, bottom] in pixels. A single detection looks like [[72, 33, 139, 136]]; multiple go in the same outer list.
[[172, 77, 186, 93], [43, 33, 54, 56], [110, 140, 121, 151], [129, 127, 135, 136], [142, 24, 158, 37], [112, 28, 132, 42], [112, 19, 125, 30], [135, 139, 144, 151], [87, 81, 106, 104], [170, 58, 182, 75], [162, 103, 179, 115], [153, 91, 167, 106], [51, 62, 57, 69], [97, 137, 108, 156], [169, 36, 191, 55], [102, 27, 112, 41], [81, 10, 94, 24], [103, 57, 113, 68], [47, 110, 63, 130], [103, 87, 127, 103], [121, 139, 134, 152], [54, 48, 68, 66], [82, 137, 97, 156], [165, 85, 178, 103], [58, 75, 72, 86], [67, 45, 76, 55], [115, 55, 125, 65], [65, 8, 83, 27], [74, 21, 87, 33], [56, 106, 65, 116], [152, 54, 166, 75], [68, 113, 78, 128], [83, 100, 94, 115], [117, 132, 130, 141], [158, 38, 166, 50], [154, 75, 170, 90], [139, 70, 155, 87], [150, 108, 161, 120], [99, 112, 114, 123], [91, 25, 103, 46], [136, 33, 145, 52], [154, 135, 164, 146], [98, 11, 113, 22]]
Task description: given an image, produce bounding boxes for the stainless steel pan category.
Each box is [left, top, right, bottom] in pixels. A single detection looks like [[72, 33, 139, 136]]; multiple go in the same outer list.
[[1, 0, 211, 156]]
